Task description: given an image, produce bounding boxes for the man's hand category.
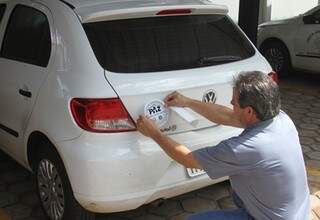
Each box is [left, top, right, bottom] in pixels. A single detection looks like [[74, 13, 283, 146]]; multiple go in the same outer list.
[[165, 91, 242, 128], [136, 115, 162, 138], [164, 91, 191, 108]]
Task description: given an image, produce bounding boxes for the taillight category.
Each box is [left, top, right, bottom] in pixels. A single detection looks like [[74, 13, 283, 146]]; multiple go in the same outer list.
[[268, 71, 279, 84], [156, 9, 192, 15], [70, 98, 136, 133]]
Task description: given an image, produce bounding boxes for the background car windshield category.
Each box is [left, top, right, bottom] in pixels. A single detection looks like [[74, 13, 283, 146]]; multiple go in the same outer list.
[[84, 15, 255, 73]]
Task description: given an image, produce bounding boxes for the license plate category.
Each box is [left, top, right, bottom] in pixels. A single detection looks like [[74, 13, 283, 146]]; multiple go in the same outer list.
[[186, 168, 206, 178]]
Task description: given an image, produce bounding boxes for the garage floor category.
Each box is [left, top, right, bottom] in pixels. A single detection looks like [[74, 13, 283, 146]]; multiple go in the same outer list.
[[0, 72, 320, 220]]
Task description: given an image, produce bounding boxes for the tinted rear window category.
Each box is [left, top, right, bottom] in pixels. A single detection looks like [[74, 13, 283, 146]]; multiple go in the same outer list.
[[84, 15, 255, 73]]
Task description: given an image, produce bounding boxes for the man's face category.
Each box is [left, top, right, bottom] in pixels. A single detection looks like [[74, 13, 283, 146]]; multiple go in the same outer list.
[[231, 89, 257, 127]]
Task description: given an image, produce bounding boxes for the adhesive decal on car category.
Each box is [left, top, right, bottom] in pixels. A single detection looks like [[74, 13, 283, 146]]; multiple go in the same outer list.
[[144, 100, 169, 127], [160, 125, 177, 133]]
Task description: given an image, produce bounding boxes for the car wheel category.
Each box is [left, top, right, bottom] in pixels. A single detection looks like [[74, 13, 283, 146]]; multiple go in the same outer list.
[[36, 142, 95, 220], [261, 41, 291, 77]]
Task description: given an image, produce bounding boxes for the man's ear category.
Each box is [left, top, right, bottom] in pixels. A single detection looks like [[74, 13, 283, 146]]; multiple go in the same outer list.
[[248, 106, 259, 121], [245, 106, 253, 115], [247, 106, 257, 119]]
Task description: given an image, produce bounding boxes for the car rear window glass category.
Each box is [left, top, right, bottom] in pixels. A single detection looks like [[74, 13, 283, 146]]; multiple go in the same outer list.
[[0, 4, 6, 23], [0, 5, 51, 67], [84, 15, 255, 73]]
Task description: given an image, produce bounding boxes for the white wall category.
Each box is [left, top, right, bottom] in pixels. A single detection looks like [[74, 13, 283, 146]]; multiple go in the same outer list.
[[212, 0, 240, 22], [214, 0, 319, 23], [270, 0, 318, 20]]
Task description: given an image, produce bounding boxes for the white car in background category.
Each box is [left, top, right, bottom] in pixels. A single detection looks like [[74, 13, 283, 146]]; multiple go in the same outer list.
[[0, 0, 274, 219], [258, 5, 320, 77]]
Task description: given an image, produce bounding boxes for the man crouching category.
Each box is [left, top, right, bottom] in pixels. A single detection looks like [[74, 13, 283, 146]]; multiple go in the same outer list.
[[137, 71, 310, 220]]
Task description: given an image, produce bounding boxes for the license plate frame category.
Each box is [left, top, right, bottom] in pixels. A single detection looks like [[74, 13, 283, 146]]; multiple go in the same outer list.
[[186, 168, 206, 178]]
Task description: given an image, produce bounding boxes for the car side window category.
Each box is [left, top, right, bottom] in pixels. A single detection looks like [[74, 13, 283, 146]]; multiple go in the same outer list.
[[0, 5, 51, 67], [314, 10, 320, 22], [0, 4, 6, 23]]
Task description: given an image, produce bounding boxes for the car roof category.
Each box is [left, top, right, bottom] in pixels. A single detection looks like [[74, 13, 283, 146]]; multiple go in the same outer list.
[[304, 4, 320, 15]]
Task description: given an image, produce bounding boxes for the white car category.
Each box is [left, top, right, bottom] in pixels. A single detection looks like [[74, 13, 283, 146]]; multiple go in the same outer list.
[[0, 0, 274, 219], [258, 5, 320, 77]]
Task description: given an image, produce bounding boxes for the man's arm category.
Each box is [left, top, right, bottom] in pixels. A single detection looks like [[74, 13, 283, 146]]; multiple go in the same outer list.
[[153, 132, 202, 169], [165, 92, 243, 128], [136, 116, 202, 169], [187, 99, 242, 128]]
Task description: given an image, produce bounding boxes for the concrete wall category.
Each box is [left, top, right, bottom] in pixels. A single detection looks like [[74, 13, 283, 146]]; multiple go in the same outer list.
[[213, 0, 319, 23], [213, 0, 240, 22], [269, 0, 318, 20]]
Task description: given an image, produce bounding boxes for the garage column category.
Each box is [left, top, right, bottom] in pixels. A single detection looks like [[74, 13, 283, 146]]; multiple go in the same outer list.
[[238, 0, 260, 46]]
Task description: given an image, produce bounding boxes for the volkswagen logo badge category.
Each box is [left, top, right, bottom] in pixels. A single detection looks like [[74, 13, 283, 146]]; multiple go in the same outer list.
[[202, 90, 217, 103]]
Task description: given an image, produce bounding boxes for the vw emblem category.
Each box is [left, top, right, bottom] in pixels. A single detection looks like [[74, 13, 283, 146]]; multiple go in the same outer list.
[[202, 90, 217, 103]]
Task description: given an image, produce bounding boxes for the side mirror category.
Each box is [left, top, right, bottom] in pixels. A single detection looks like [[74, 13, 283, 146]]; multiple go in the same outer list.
[[303, 14, 315, 24]]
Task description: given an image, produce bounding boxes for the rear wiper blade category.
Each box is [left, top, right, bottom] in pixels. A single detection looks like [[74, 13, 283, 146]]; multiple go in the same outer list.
[[198, 56, 242, 65]]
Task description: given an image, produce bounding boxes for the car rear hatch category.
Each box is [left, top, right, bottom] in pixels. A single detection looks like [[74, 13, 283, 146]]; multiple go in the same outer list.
[[81, 3, 265, 134]]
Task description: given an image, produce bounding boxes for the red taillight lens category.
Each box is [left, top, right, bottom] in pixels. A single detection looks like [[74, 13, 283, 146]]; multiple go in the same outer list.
[[268, 71, 279, 84], [156, 9, 192, 15], [70, 98, 136, 133]]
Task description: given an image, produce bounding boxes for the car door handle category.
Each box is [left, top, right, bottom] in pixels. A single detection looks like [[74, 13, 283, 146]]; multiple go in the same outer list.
[[19, 89, 32, 98]]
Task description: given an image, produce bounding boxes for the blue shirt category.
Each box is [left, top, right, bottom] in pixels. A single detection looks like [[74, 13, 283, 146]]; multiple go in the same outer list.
[[193, 111, 310, 220]]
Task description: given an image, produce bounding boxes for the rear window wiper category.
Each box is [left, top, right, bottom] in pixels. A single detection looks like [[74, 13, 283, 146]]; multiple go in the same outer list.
[[198, 56, 242, 65]]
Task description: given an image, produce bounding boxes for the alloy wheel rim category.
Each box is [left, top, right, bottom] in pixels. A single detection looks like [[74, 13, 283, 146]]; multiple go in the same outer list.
[[37, 159, 65, 220], [264, 48, 285, 73]]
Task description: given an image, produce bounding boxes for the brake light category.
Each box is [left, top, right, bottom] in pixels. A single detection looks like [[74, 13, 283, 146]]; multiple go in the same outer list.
[[268, 71, 279, 84], [70, 98, 136, 133], [156, 9, 192, 15]]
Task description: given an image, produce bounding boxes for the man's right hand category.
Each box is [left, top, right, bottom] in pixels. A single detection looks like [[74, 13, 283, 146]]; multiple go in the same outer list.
[[164, 91, 191, 108]]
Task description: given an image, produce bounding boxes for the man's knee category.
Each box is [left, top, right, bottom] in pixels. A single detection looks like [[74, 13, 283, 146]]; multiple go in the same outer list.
[[187, 212, 210, 220]]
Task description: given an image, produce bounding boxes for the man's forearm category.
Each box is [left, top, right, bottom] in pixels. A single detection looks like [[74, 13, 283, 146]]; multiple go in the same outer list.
[[185, 98, 242, 128], [152, 132, 201, 169]]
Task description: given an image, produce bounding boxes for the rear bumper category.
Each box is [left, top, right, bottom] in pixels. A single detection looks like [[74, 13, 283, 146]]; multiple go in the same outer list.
[[75, 175, 228, 213], [56, 125, 242, 213]]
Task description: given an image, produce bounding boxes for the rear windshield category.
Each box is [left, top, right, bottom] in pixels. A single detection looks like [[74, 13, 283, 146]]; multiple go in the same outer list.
[[83, 15, 255, 73]]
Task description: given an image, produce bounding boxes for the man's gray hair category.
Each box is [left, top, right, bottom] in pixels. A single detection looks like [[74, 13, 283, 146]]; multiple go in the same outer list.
[[233, 71, 281, 121]]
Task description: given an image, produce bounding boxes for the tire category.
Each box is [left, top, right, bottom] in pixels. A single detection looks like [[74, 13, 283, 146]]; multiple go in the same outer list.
[[36, 140, 95, 220], [260, 41, 291, 78]]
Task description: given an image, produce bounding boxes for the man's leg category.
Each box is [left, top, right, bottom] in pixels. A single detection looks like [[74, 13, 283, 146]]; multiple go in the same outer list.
[[231, 190, 246, 209], [188, 191, 254, 220], [187, 209, 252, 220]]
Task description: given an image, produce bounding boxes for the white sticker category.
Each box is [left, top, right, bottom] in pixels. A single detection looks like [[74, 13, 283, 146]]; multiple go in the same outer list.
[[144, 100, 169, 127], [171, 107, 199, 127]]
